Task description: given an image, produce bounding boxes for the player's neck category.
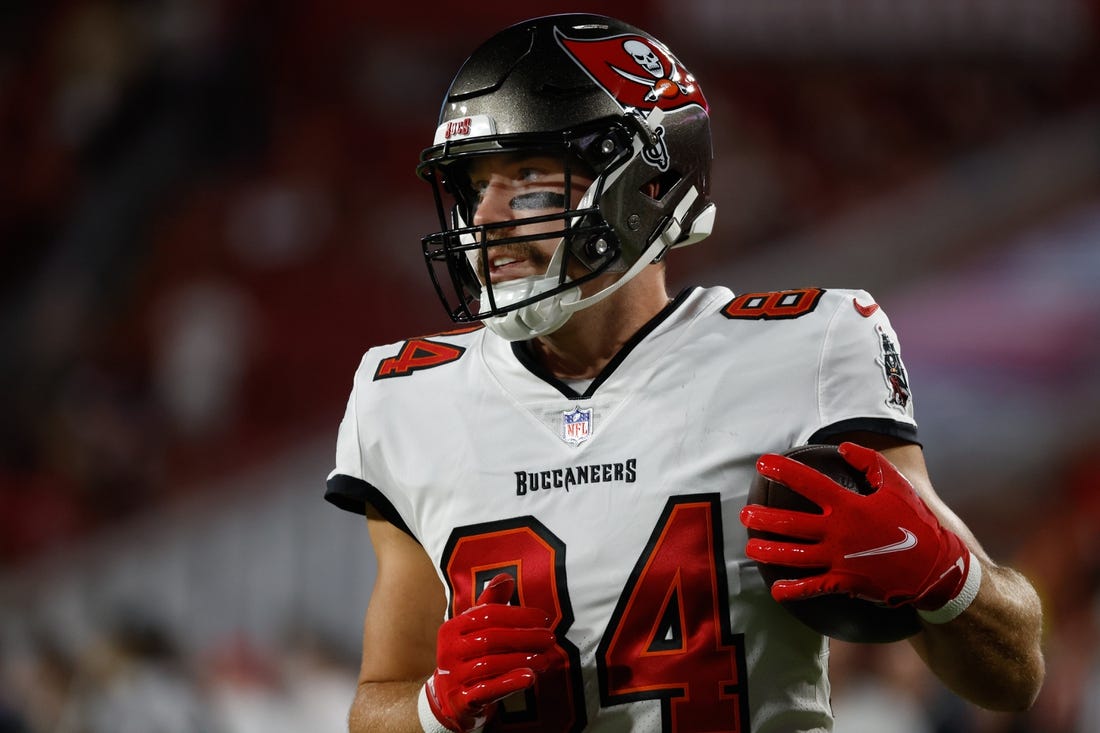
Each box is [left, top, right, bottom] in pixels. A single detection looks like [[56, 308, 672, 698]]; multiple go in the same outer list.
[[529, 266, 669, 380]]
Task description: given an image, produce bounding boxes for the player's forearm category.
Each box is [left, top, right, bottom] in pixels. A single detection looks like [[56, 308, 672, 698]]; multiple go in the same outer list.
[[911, 560, 1044, 711], [348, 679, 425, 733]]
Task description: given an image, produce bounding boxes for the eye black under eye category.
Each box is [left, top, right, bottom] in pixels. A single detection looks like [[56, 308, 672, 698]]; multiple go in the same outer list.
[[509, 192, 567, 210]]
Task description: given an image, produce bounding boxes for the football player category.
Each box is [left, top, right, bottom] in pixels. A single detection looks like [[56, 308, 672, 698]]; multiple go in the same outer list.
[[326, 13, 1044, 733]]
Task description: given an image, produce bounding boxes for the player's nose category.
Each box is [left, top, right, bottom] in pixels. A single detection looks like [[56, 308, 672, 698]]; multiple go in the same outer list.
[[472, 181, 516, 227]]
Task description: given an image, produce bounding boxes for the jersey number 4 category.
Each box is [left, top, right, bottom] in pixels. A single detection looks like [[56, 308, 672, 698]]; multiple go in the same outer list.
[[373, 338, 465, 380], [441, 494, 750, 733]]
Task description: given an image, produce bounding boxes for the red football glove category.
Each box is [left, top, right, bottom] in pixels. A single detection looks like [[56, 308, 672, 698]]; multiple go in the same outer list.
[[740, 442, 971, 610], [423, 573, 556, 732]]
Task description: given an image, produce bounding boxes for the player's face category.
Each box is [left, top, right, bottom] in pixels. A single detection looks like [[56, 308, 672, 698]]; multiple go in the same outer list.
[[466, 154, 594, 285]]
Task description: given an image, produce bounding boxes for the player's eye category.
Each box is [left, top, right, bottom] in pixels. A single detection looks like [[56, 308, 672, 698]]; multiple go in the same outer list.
[[517, 167, 543, 183]]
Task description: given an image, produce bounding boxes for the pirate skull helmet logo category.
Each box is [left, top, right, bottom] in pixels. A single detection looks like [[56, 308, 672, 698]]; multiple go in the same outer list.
[[623, 39, 664, 77]]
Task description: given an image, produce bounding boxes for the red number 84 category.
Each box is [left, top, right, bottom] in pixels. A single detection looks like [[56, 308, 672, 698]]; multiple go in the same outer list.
[[441, 495, 750, 733]]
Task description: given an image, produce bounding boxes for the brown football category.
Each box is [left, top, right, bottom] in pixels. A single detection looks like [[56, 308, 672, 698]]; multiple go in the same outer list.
[[747, 444, 921, 643]]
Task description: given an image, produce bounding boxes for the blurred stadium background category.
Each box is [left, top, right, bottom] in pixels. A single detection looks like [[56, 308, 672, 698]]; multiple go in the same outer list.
[[2, 1, 1099, 731]]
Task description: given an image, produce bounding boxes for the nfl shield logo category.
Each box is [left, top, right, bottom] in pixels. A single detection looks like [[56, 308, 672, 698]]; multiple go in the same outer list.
[[560, 406, 593, 446]]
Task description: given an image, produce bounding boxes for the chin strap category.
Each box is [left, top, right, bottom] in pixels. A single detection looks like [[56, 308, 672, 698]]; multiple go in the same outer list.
[[670, 200, 716, 250]]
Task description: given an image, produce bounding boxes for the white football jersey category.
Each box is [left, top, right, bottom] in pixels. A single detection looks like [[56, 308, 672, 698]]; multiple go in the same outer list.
[[327, 285, 918, 733]]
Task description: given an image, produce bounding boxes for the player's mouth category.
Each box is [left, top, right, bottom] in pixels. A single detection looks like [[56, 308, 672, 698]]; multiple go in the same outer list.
[[481, 241, 547, 284], [488, 254, 532, 283]]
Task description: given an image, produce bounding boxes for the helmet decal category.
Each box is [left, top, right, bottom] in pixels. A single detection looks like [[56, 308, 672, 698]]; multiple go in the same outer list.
[[555, 28, 707, 113], [640, 125, 670, 171]]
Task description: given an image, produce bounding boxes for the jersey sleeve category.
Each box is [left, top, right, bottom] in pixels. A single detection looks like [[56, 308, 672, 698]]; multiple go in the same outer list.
[[324, 355, 416, 538], [806, 290, 919, 445]]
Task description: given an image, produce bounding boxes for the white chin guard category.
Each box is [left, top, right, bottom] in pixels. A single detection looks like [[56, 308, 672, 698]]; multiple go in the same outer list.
[[480, 275, 580, 341]]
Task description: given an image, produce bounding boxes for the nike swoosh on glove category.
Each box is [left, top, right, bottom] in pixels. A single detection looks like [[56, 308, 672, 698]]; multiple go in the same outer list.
[[424, 573, 556, 732], [739, 442, 971, 610]]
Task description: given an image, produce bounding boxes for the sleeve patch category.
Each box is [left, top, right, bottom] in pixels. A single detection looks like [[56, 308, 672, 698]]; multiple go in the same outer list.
[[876, 325, 911, 410]]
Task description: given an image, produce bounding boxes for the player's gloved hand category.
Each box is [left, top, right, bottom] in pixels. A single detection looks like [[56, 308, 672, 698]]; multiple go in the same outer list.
[[739, 442, 974, 612], [422, 573, 556, 732]]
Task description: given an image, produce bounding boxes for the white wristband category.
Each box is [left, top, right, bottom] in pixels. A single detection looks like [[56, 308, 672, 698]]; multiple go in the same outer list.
[[418, 683, 452, 733], [418, 682, 485, 733], [918, 551, 983, 624]]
